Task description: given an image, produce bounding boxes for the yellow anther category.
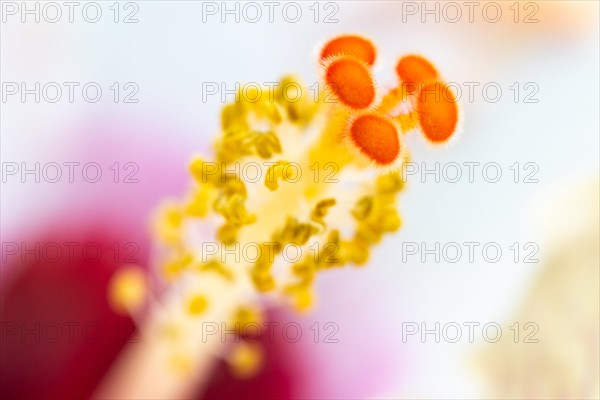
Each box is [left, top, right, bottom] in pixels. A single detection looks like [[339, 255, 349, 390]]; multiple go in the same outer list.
[[217, 223, 239, 244], [356, 223, 383, 244], [275, 76, 318, 124], [310, 198, 337, 228], [231, 306, 263, 333], [292, 259, 315, 277], [318, 242, 340, 267], [198, 259, 235, 282], [272, 217, 319, 246], [394, 111, 420, 133], [165, 206, 183, 226], [377, 171, 404, 194], [214, 194, 256, 226], [344, 239, 370, 265], [162, 253, 194, 281], [251, 269, 276, 292], [108, 265, 146, 314], [187, 294, 209, 316], [381, 208, 402, 232], [253, 243, 276, 271], [294, 287, 313, 311], [227, 342, 265, 380], [221, 177, 247, 199], [352, 196, 374, 220], [170, 353, 193, 375], [284, 284, 314, 311], [185, 185, 212, 217], [189, 157, 212, 184], [155, 203, 185, 245], [264, 161, 297, 191], [217, 131, 259, 163], [159, 323, 180, 341], [254, 131, 282, 159], [221, 103, 246, 132]]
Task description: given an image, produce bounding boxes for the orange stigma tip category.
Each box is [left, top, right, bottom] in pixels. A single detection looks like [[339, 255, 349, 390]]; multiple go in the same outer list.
[[396, 55, 439, 94], [417, 82, 459, 143], [320, 35, 376, 66], [325, 57, 376, 110], [349, 114, 401, 165]]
